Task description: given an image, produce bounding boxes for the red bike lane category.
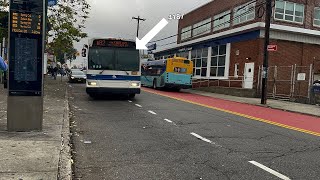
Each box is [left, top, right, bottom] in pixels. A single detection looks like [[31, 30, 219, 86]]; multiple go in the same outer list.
[[142, 87, 320, 137]]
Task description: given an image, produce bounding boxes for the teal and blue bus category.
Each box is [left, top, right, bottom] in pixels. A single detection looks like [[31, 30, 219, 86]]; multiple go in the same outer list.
[[141, 57, 193, 91]]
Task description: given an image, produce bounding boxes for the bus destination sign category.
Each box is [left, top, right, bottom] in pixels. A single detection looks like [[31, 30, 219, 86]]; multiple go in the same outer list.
[[11, 12, 42, 35], [93, 39, 136, 48]]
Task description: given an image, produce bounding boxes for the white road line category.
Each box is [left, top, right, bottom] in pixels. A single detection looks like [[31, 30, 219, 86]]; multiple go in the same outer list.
[[148, 110, 157, 115], [164, 119, 173, 123], [190, 132, 212, 144], [128, 100, 132, 103], [135, 104, 142, 108], [249, 161, 291, 180]]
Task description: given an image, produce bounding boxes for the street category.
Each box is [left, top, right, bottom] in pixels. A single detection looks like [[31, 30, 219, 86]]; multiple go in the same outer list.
[[69, 83, 320, 180]]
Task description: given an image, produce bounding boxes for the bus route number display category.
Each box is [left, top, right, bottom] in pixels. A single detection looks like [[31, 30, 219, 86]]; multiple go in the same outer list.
[[11, 12, 42, 35], [93, 39, 136, 48]]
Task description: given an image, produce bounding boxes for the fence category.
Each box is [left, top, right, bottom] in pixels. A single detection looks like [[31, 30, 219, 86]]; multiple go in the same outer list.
[[258, 64, 314, 103]]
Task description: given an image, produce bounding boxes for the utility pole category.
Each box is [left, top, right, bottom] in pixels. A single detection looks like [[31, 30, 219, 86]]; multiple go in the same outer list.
[[132, 16, 146, 38], [132, 16, 146, 56], [261, 0, 272, 105]]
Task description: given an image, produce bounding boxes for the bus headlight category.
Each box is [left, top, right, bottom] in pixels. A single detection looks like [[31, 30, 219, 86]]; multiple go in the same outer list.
[[131, 82, 140, 87], [71, 76, 75, 79], [88, 81, 97, 86]]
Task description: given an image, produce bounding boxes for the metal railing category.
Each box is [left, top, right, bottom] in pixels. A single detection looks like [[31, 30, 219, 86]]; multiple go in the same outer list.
[[192, 76, 244, 88]]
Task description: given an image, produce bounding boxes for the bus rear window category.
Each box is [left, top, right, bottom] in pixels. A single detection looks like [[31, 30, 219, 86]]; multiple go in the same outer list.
[[174, 67, 187, 73], [184, 60, 190, 64]]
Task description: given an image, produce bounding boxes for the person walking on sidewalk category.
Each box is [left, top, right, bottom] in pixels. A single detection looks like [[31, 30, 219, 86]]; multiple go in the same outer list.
[[0, 56, 8, 88], [0, 56, 7, 71], [53, 66, 58, 80]]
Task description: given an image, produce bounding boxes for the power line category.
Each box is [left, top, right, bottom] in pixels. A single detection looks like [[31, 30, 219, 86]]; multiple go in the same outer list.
[[149, 1, 266, 45], [158, 41, 176, 47]]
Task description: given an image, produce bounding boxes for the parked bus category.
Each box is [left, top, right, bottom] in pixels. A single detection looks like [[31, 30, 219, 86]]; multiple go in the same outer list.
[[141, 57, 193, 91], [86, 38, 141, 98]]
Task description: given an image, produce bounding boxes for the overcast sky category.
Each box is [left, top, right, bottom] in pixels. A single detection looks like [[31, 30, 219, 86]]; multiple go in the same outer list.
[[73, 0, 212, 65]]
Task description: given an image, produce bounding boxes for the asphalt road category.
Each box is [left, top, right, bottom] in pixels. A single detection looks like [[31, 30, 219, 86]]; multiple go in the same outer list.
[[69, 83, 320, 180]]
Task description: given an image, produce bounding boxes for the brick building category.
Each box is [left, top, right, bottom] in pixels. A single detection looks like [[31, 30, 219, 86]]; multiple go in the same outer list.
[[153, 0, 320, 102]]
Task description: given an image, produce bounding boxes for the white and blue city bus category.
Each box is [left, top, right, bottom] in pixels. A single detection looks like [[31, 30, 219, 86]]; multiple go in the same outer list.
[[86, 38, 141, 98]]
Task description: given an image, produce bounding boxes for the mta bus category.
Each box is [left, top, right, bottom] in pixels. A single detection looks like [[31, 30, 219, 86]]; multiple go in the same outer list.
[[141, 57, 193, 91], [86, 38, 141, 98]]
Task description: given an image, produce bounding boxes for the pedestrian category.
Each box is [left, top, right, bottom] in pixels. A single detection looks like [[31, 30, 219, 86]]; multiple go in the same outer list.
[[53, 66, 58, 80], [0, 56, 7, 71], [0, 56, 8, 88]]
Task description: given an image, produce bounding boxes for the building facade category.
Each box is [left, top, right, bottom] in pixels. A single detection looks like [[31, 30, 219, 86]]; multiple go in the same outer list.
[[153, 0, 320, 102]]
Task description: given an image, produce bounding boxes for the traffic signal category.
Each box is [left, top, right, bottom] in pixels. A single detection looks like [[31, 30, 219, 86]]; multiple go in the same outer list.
[[81, 48, 87, 57], [0, 11, 8, 29]]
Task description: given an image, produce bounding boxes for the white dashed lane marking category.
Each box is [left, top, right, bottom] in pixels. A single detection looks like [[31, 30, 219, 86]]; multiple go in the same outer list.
[[135, 104, 142, 108], [249, 161, 291, 180], [164, 119, 173, 123], [148, 110, 157, 115], [128, 100, 132, 103], [190, 132, 212, 143]]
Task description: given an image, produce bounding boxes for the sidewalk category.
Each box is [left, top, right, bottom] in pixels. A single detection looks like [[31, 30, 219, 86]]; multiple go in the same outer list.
[[182, 89, 320, 117], [0, 77, 71, 180]]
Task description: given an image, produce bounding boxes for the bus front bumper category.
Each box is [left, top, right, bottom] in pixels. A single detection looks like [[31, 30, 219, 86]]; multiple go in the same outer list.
[[86, 87, 141, 95]]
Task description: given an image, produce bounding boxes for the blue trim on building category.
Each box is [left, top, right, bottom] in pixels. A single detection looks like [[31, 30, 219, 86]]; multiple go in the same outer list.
[[87, 74, 141, 81], [155, 30, 261, 56]]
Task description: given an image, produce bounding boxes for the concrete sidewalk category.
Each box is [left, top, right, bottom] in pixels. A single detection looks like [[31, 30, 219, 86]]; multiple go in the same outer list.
[[0, 77, 71, 180], [182, 89, 320, 117]]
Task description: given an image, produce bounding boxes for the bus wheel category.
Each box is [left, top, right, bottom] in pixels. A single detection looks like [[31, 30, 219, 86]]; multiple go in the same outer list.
[[128, 94, 135, 99], [153, 79, 157, 89]]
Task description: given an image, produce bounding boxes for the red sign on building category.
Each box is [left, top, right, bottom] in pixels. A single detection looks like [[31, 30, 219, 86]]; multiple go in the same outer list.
[[267, 45, 278, 51]]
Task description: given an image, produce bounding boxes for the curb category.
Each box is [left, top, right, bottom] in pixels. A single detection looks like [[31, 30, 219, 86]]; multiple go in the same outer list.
[[183, 90, 320, 118], [57, 86, 72, 180]]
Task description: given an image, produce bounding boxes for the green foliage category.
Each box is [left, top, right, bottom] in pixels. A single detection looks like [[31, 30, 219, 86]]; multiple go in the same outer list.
[[47, 0, 90, 64], [0, 0, 89, 64]]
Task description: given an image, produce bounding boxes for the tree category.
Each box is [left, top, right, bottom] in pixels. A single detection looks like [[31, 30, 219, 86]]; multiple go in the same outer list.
[[0, 0, 89, 64], [47, 0, 90, 64]]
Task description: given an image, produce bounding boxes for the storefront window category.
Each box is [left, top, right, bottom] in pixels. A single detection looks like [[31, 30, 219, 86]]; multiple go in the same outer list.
[[210, 45, 227, 77], [191, 48, 208, 77]]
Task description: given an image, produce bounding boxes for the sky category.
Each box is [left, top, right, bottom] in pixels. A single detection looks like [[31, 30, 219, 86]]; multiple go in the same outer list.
[[72, 0, 212, 66]]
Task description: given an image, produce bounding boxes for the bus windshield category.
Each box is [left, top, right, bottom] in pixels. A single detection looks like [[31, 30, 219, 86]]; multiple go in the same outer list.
[[88, 47, 140, 71]]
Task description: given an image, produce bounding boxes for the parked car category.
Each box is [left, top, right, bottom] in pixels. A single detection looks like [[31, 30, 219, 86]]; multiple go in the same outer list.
[[68, 70, 86, 83]]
